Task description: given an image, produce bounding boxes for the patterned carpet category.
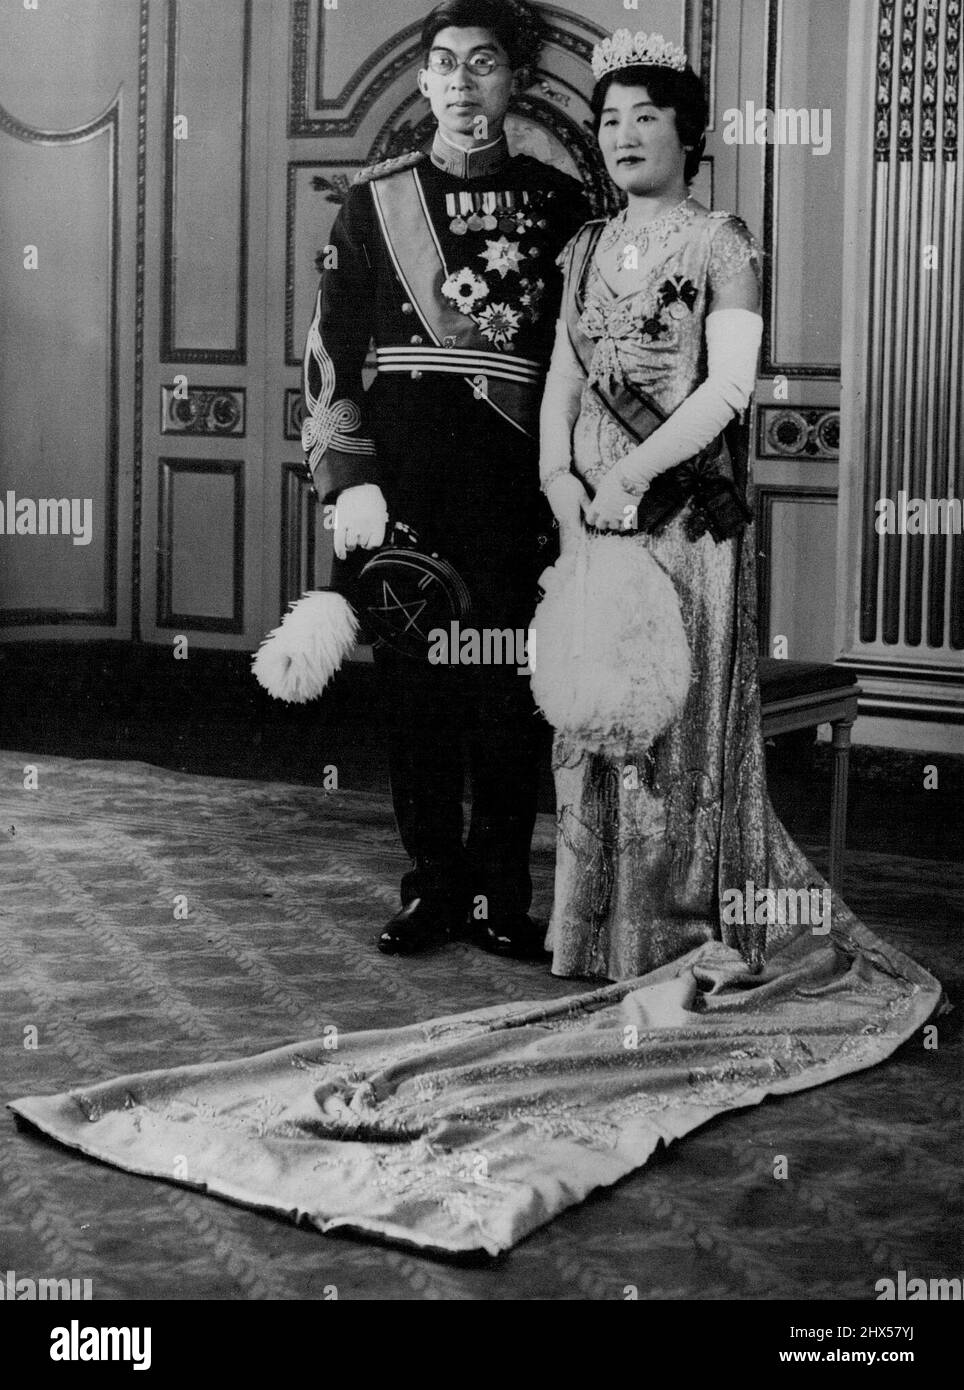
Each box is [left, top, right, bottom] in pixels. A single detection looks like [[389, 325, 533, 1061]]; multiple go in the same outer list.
[[1, 749, 959, 1300]]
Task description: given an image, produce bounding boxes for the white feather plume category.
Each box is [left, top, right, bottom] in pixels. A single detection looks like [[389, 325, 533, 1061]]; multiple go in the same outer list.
[[531, 535, 692, 755], [252, 590, 359, 703]]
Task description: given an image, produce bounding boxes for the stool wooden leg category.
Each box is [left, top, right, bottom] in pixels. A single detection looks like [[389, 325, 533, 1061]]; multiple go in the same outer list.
[[829, 718, 854, 895]]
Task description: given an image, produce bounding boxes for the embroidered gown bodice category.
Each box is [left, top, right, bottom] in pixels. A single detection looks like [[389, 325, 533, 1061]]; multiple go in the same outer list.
[[566, 203, 760, 486]]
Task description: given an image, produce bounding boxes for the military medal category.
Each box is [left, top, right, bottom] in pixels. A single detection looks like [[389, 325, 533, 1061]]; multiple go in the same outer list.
[[450, 193, 475, 234], [464, 193, 484, 233], [497, 190, 517, 232], [481, 192, 498, 231], [446, 194, 468, 235]]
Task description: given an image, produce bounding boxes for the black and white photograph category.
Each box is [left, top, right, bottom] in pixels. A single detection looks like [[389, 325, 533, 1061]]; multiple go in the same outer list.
[[0, 0, 961, 1337]]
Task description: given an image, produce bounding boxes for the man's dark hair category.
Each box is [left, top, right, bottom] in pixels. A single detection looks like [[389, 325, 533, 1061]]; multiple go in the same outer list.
[[591, 65, 708, 184], [420, 0, 545, 73]]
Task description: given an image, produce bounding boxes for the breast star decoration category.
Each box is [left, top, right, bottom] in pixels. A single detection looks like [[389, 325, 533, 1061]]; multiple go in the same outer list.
[[478, 236, 525, 278], [475, 302, 523, 350], [441, 269, 489, 315]]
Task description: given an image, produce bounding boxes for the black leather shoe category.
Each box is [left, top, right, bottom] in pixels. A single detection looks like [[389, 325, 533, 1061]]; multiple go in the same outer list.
[[376, 897, 465, 956], [477, 914, 549, 961]]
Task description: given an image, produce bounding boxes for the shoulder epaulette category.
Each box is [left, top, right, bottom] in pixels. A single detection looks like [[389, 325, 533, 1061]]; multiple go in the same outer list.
[[353, 150, 427, 185]]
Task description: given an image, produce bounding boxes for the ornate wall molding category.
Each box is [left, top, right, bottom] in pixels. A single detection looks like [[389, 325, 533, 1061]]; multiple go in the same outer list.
[[132, 0, 150, 641], [161, 0, 251, 364], [685, 0, 717, 131], [291, 4, 423, 137], [291, 3, 715, 140], [0, 96, 120, 628]]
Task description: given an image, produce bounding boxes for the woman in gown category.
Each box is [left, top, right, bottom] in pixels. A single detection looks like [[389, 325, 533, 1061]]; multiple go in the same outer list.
[[536, 35, 811, 982], [8, 31, 941, 1258]]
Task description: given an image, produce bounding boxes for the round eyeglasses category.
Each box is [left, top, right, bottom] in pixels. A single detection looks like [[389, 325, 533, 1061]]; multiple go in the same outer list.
[[426, 50, 509, 77]]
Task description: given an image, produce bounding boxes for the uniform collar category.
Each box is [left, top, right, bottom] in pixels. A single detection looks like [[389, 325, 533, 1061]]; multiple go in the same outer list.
[[429, 128, 510, 180]]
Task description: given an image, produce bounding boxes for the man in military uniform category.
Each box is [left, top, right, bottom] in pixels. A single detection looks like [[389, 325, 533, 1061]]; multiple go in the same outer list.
[[302, 0, 590, 957]]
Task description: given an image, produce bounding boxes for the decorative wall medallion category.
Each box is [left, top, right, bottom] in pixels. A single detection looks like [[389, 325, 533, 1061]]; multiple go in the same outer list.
[[756, 406, 840, 460], [161, 386, 246, 436]]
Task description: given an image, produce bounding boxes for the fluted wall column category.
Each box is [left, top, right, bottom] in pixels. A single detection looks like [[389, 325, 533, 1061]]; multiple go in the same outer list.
[[838, 0, 964, 747]]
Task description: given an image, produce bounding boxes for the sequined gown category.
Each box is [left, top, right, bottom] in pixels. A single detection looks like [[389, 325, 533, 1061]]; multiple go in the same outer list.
[[545, 204, 838, 980]]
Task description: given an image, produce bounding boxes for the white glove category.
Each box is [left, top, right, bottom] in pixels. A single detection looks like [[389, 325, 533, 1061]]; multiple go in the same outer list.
[[545, 472, 587, 541], [539, 318, 584, 486], [332, 484, 388, 561], [617, 309, 763, 494]]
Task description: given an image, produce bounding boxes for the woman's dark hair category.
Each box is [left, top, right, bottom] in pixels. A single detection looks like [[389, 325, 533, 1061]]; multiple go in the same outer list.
[[591, 64, 708, 184], [420, 0, 545, 73]]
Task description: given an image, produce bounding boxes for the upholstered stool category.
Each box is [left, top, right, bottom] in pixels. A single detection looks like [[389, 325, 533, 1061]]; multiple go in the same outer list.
[[758, 659, 861, 894]]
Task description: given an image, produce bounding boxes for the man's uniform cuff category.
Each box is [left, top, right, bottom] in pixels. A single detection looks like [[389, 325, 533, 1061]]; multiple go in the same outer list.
[[310, 447, 382, 504]]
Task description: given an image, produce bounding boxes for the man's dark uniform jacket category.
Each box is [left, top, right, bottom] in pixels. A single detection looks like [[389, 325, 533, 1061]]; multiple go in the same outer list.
[[302, 129, 590, 922]]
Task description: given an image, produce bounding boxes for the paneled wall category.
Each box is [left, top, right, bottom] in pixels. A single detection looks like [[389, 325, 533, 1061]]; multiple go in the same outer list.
[[0, 0, 140, 633], [0, 0, 838, 655], [736, 0, 850, 666], [1, 0, 957, 747], [141, 0, 270, 647]]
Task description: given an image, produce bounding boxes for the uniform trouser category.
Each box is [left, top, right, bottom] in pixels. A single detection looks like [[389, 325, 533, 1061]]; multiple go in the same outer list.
[[373, 646, 541, 922]]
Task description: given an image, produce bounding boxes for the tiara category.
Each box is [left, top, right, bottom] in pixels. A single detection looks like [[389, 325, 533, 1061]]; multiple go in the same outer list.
[[590, 29, 688, 81]]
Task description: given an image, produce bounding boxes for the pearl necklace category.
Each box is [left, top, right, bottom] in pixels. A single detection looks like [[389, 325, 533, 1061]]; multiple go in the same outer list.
[[600, 196, 695, 258]]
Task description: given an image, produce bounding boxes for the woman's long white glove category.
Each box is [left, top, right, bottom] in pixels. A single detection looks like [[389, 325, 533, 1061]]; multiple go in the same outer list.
[[584, 309, 761, 530], [332, 483, 388, 560], [621, 309, 762, 490], [539, 318, 589, 553]]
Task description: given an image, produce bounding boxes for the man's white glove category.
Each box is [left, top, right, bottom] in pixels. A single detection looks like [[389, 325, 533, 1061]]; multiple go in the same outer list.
[[332, 484, 388, 561]]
